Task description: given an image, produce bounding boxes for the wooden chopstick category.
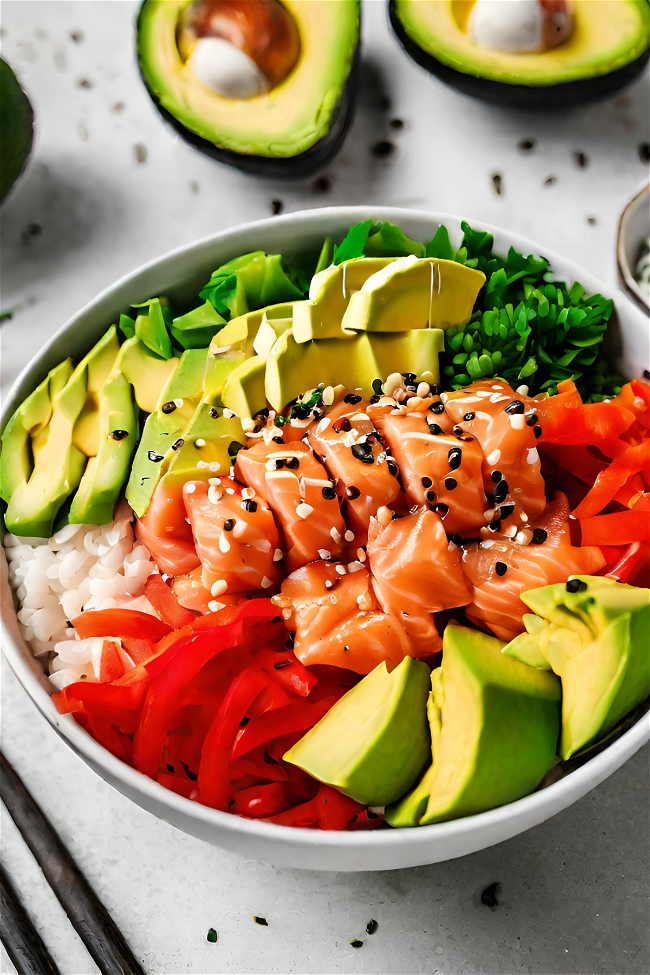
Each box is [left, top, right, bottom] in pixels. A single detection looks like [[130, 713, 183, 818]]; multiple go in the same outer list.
[[0, 861, 61, 975], [0, 751, 146, 975]]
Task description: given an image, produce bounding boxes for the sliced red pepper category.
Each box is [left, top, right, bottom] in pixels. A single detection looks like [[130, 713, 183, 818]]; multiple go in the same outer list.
[[535, 381, 635, 446], [580, 509, 650, 546], [232, 696, 337, 759], [72, 608, 171, 643], [145, 574, 197, 629], [195, 668, 269, 810], [268, 785, 364, 830], [231, 782, 292, 818], [155, 773, 194, 799], [120, 635, 157, 666], [55, 681, 147, 731], [230, 747, 290, 782], [248, 681, 293, 717], [74, 712, 133, 763], [605, 541, 650, 585], [256, 647, 318, 698], [99, 639, 125, 682]]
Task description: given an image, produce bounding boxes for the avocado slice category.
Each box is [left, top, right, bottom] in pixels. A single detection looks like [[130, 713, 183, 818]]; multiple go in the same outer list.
[[292, 258, 395, 343], [72, 327, 121, 457], [170, 300, 226, 350], [284, 657, 431, 806], [342, 256, 485, 333], [164, 403, 245, 485], [137, 0, 361, 177], [126, 347, 209, 517], [390, 0, 650, 110], [68, 373, 137, 525], [0, 359, 73, 504], [264, 329, 443, 412], [387, 625, 560, 827], [504, 576, 650, 760], [115, 337, 178, 413], [0, 59, 33, 204], [221, 357, 267, 420]]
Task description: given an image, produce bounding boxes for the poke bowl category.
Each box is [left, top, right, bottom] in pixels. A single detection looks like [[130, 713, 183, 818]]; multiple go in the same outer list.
[[2, 206, 649, 872]]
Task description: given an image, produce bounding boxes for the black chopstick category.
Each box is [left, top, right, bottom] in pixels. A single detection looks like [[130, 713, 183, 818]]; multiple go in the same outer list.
[[0, 861, 61, 975], [0, 751, 146, 975]]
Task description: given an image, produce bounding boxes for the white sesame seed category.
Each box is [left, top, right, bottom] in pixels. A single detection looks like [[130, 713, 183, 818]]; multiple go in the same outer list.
[[282, 608, 292, 619], [383, 373, 403, 397], [357, 547, 367, 562], [218, 533, 230, 553], [526, 447, 539, 465], [196, 460, 208, 469], [377, 506, 392, 527], [223, 408, 235, 418], [330, 527, 342, 543], [242, 417, 256, 432], [209, 462, 220, 472], [185, 483, 196, 494], [417, 381, 430, 398], [335, 564, 346, 575], [481, 539, 495, 549], [211, 579, 227, 596], [242, 487, 255, 500], [633, 396, 646, 411], [208, 600, 225, 612], [505, 525, 517, 537], [440, 392, 448, 404], [273, 548, 283, 562], [509, 413, 525, 430], [260, 576, 272, 589], [406, 396, 423, 408], [487, 449, 501, 466], [316, 416, 331, 435], [344, 530, 354, 542], [325, 580, 333, 589], [347, 561, 364, 573], [174, 398, 184, 408], [516, 385, 529, 396], [318, 548, 332, 560], [322, 386, 335, 406], [208, 485, 222, 505], [377, 396, 397, 408], [195, 438, 206, 447], [265, 460, 277, 471], [225, 487, 235, 495], [296, 502, 314, 519]]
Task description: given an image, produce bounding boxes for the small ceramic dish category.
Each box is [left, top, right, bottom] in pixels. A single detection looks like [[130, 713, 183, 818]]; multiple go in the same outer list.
[[2, 207, 649, 871], [617, 182, 650, 315]]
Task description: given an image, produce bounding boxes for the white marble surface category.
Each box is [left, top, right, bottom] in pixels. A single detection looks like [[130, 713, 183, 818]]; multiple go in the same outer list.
[[1, 1, 649, 973]]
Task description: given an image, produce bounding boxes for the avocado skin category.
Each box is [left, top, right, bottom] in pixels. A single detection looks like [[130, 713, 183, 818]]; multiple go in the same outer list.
[[388, 0, 650, 110], [136, 23, 360, 179], [0, 59, 33, 203]]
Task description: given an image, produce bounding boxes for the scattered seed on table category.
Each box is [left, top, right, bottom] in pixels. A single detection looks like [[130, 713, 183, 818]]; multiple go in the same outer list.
[[492, 173, 503, 196], [638, 142, 650, 163], [481, 882, 500, 910], [389, 118, 404, 130], [349, 939, 364, 948], [313, 175, 332, 193], [253, 916, 268, 926], [543, 175, 557, 186], [206, 928, 218, 943], [134, 143, 147, 164], [518, 139, 536, 151], [271, 199, 283, 215], [366, 919, 378, 935], [574, 151, 589, 168], [587, 216, 597, 225], [371, 140, 395, 159]]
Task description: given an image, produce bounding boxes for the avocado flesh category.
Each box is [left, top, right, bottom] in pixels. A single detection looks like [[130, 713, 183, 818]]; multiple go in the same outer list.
[[116, 337, 178, 413], [392, 0, 650, 88], [126, 348, 209, 517], [0, 359, 73, 504], [164, 404, 244, 484], [265, 329, 443, 412], [342, 257, 485, 333], [72, 327, 121, 457], [504, 576, 650, 759], [0, 59, 33, 203], [292, 258, 395, 343], [387, 625, 560, 827], [137, 0, 360, 160], [284, 657, 431, 806], [221, 357, 267, 420], [68, 373, 137, 525]]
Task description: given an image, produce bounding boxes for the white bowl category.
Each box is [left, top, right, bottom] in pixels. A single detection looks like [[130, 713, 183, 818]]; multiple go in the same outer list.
[[617, 182, 650, 315], [2, 207, 649, 871]]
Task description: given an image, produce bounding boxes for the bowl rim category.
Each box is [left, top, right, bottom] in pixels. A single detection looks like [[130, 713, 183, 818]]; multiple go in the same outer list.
[[616, 181, 650, 315], [3, 204, 649, 852]]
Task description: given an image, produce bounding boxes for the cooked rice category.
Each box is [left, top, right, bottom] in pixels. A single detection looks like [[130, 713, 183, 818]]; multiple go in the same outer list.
[[4, 499, 156, 689]]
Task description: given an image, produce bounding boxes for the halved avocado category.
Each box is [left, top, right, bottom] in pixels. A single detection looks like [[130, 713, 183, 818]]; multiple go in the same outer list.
[[390, 0, 650, 109], [137, 0, 361, 177], [0, 59, 34, 204]]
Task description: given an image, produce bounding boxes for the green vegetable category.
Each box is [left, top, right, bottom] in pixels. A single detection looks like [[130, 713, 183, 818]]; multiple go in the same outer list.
[[200, 252, 304, 320], [365, 222, 425, 258], [333, 220, 373, 264], [132, 298, 173, 359]]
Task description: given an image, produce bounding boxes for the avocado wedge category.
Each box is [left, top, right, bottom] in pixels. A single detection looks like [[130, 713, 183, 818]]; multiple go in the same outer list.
[[504, 576, 650, 760], [284, 657, 431, 806], [137, 0, 360, 177], [387, 625, 560, 827], [390, 0, 650, 110]]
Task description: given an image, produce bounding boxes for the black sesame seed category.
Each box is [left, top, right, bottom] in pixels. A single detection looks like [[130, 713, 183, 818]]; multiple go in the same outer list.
[[433, 503, 449, 519], [499, 503, 515, 520], [532, 528, 547, 544], [481, 882, 500, 909], [172, 439, 185, 451], [453, 426, 463, 436], [493, 480, 509, 504], [344, 393, 362, 404], [228, 440, 244, 456], [209, 407, 219, 418], [426, 422, 442, 436], [349, 939, 364, 949], [273, 436, 283, 444], [431, 401, 445, 414], [366, 919, 378, 935], [322, 486, 337, 500], [367, 809, 379, 819], [504, 400, 525, 415], [274, 659, 292, 669], [386, 457, 399, 477], [444, 476, 458, 491], [242, 499, 258, 513], [463, 412, 475, 421], [111, 429, 129, 441], [147, 449, 164, 461], [566, 578, 587, 593], [166, 763, 175, 773], [426, 489, 437, 504], [182, 762, 198, 781], [488, 519, 502, 533], [450, 532, 463, 547], [401, 373, 416, 383], [421, 476, 433, 488], [253, 916, 268, 926], [491, 470, 503, 483], [346, 485, 361, 499], [526, 414, 539, 427], [369, 394, 380, 404], [372, 378, 383, 395], [343, 645, 350, 652], [352, 444, 374, 464], [223, 519, 234, 532], [285, 456, 300, 469], [429, 384, 441, 396], [339, 417, 352, 431], [274, 458, 285, 469], [495, 561, 508, 576], [161, 401, 177, 414], [285, 633, 295, 649], [448, 447, 462, 470], [534, 425, 542, 439]]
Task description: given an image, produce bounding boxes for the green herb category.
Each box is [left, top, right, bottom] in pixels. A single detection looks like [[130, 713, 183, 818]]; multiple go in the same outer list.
[[200, 252, 304, 320], [206, 928, 218, 943], [333, 220, 373, 264], [275, 414, 289, 426], [365, 222, 424, 258]]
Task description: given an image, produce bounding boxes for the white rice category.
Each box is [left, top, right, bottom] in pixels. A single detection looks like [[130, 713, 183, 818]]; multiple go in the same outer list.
[[4, 499, 157, 689]]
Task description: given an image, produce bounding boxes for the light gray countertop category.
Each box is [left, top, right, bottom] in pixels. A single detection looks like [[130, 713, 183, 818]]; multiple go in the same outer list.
[[1, 2, 649, 973]]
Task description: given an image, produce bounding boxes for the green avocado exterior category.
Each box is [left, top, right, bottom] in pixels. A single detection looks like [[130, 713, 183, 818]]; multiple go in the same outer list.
[[137, 0, 360, 175], [0, 59, 34, 204], [387, 625, 560, 827], [284, 657, 431, 806], [504, 575, 650, 759], [116, 337, 178, 413]]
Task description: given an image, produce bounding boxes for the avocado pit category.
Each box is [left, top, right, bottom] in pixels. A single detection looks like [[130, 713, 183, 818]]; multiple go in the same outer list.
[[178, 0, 301, 99]]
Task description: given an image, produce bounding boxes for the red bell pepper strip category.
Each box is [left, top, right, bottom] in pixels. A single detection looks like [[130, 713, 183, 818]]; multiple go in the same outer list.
[[120, 636, 157, 666], [229, 748, 290, 783], [155, 773, 194, 799], [54, 681, 147, 732], [232, 696, 338, 759], [99, 640, 125, 682], [191, 598, 281, 631], [248, 682, 293, 717], [580, 509, 650, 546], [195, 668, 269, 810], [268, 785, 364, 830], [572, 441, 650, 520], [256, 647, 318, 698], [605, 541, 650, 585], [75, 712, 133, 764], [145, 574, 197, 629], [535, 380, 635, 446], [72, 609, 171, 643], [231, 782, 292, 818]]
